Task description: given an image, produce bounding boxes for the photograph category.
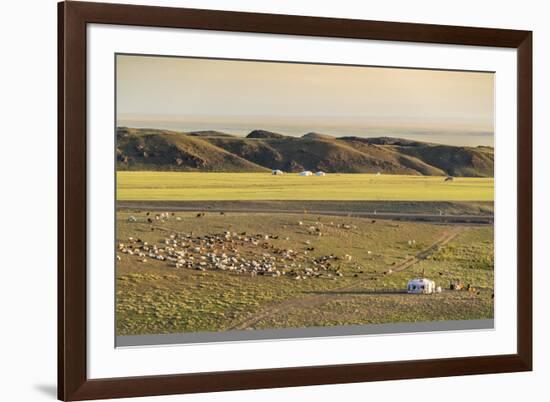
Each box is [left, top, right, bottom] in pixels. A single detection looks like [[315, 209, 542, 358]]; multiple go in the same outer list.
[[115, 54, 495, 344]]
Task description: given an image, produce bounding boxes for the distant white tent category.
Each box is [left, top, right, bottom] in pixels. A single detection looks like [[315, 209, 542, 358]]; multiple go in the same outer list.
[[299, 171, 313, 176], [315, 171, 326, 176], [407, 278, 436, 294], [272, 169, 284, 175]]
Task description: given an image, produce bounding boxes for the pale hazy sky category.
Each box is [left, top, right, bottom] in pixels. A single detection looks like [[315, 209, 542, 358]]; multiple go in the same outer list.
[[116, 54, 494, 146]]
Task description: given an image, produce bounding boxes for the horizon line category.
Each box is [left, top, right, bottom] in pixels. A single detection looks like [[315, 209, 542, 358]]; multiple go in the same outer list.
[[117, 125, 494, 148]]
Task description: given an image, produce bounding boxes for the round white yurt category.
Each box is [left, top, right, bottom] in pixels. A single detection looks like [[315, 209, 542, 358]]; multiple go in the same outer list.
[[272, 169, 284, 175], [299, 170, 313, 176], [315, 171, 326, 176], [407, 278, 436, 294]]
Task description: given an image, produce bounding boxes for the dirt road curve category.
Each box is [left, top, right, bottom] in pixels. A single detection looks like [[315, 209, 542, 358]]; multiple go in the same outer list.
[[392, 226, 464, 272], [227, 227, 465, 331]]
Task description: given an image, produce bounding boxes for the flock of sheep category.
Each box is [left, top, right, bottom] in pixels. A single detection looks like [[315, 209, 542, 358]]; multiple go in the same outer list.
[[118, 218, 358, 280]]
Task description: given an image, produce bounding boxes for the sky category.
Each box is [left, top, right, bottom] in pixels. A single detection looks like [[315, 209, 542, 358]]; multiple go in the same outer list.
[[116, 54, 494, 146]]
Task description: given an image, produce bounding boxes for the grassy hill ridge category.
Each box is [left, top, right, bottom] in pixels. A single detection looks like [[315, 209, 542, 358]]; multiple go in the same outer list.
[[116, 127, 494, 177]]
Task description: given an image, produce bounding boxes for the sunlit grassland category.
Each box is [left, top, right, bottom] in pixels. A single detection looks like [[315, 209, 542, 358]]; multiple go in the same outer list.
[[117, 172, 494, 202], [116, 211, 494, 335]]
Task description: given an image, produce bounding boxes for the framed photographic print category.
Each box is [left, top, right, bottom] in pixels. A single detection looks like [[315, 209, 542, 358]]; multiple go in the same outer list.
[[58, 1, 532, 400]]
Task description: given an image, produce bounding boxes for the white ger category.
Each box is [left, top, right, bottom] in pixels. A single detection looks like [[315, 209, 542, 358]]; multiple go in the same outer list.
[[272, 169, 284, 175], [299, 170, 313, 176], [315, 171, 326, 176], [407, 278, 436, 294]]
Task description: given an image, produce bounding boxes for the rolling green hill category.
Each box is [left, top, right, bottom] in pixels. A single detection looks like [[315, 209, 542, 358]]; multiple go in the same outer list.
[[116, 128, 268, 172], [116, 127, 494, 177]]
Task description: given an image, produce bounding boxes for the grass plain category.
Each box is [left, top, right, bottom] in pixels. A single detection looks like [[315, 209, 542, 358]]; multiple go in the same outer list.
[[116, 210, 494, 336], [117, 172, 494, 202]]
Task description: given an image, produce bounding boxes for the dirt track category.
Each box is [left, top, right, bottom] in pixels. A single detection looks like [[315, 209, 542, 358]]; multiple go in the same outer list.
[[227, 227, 464, 330], [392, 227, 465, 272], [118, 201, 493, 225]]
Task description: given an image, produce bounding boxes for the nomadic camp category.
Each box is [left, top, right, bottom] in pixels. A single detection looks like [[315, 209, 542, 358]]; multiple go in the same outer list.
[[299, 170, 313, 176], [407, 278, 436, 294], [315, 171, 326, 176], [272, 169, 284, 175]]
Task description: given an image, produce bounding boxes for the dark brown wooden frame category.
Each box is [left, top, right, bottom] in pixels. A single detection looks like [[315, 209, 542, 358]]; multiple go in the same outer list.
[[58, 1, 532, 400]]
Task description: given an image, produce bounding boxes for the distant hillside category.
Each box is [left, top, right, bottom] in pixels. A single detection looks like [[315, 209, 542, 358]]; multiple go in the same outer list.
[[116, 127, 268, 172], [396, 144, 494, 177], [116, 127, 494, 177], [187, 130, 236, 138], [341, 136, 424, 146], [246, 129, 287, 139], [302, 132, 335, 140]]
